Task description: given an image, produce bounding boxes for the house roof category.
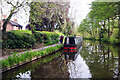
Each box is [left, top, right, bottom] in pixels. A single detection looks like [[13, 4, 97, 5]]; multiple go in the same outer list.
[[2, 19, 23, 28]]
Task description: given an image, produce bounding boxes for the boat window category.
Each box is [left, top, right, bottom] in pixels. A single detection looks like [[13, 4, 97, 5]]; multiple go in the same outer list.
[[64, 37, 67, 44], [67, 37, 69, 44], [69, 37, 75, 44], [64, 37, 69, 44]]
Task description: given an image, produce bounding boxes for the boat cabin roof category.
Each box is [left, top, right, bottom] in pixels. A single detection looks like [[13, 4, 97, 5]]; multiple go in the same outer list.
[[64, 36, 82, 45]]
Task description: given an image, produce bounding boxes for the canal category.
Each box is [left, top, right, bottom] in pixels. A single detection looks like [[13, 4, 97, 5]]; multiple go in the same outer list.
[[2, 40, 120, 79]]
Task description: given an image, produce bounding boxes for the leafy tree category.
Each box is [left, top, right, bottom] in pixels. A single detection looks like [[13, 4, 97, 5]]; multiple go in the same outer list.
[[29, 1, 70, 32], [78, 1, 120, 44], [2, 0, 30, 39]]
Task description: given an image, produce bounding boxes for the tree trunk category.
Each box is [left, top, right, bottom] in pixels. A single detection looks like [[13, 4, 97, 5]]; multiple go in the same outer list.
[[51, 21, 55, 32], [108, 18, 110, 41], [99, 28, 103, 40], [30, 24, 35, 34], [118, 2, 120, 44], [2, 10, 14, 41], [112, 18, 114, 33], [2, 12, 13, 32]]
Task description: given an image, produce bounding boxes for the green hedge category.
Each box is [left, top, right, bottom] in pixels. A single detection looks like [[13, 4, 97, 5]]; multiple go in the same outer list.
[[33, 32, 44, 43], [3, 30, 35, 49], [3, 30, 64, 49], [35, 31, 60, 45]]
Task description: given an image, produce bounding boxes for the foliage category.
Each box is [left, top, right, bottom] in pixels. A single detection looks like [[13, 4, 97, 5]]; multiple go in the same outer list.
[[110, 37, 118, 44], [29, 2, 70, 32], [3, 30, 36, 49], [2, 0, 30, 43], [1, 44, 63, 69], [33, 32, 44, 43], [39, 31, 60, 44], [78, 1, 120, 44], [2, 30, 64, 49]]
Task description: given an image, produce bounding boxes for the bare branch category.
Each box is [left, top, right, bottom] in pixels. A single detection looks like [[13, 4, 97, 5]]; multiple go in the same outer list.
[[16, 0, 25, 8], [7, 1, 15, 7]]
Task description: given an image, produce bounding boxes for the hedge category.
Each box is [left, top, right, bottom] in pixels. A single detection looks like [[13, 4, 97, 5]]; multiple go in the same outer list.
[[2, 30, 64, 49], [3, 30, 36, 49], [37, 31, 60, 45]]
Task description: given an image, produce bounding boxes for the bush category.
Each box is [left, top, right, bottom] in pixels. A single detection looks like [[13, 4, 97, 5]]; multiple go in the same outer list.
[[34, 32, 44, 43], [36, 31, 60, 45], [2, 30, 64, 49], [3, 30, 36, 49]]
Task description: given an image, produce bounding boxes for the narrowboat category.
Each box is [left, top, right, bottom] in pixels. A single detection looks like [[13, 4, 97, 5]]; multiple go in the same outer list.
[[63, 36, 83, 53]]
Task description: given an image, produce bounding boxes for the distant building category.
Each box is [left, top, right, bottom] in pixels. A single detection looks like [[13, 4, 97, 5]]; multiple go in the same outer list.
[[1, 19, 23, 31]]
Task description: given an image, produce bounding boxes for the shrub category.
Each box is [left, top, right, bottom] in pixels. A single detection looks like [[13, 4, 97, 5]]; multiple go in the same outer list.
[[3, 30, 36, 49], [36, 31, 60, 45], [34, 32, 44, 43], [2, 30, 64, 49]]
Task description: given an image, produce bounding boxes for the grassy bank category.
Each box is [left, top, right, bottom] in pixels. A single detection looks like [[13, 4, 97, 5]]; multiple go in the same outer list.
[[84, 36, 119, 45], [0, 44, 63, 71]]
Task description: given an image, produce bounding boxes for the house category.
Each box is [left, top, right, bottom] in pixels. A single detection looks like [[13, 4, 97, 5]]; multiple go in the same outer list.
[[1, 19, 23, 31]]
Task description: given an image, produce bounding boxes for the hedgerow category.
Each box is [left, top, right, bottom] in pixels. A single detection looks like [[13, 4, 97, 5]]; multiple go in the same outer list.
[[2, 30, 64, 49]]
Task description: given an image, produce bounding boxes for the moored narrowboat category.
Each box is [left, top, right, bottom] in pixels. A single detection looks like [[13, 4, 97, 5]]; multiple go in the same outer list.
[[63, 36, 83, 53]]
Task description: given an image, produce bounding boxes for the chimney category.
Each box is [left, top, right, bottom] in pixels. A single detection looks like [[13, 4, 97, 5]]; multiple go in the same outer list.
[[2, 15, 7, 19], [14, 19, 17, 22]]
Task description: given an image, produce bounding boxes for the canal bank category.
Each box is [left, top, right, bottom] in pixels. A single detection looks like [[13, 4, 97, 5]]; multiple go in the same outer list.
[[1, 40, 120, 79], [0, 44, 63, 73]]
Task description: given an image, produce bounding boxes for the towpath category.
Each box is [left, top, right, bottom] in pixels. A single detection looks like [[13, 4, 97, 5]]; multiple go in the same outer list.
[[0, 43, 61, 60]]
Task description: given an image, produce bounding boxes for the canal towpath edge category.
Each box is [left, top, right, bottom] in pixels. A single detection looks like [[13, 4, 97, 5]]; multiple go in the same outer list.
[[0, 43, 61, 60]]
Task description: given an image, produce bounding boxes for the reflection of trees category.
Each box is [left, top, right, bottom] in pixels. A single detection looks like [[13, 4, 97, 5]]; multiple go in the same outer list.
[[2, 52, 62, 79], [31, 54, 69, 78], [80, 40, 120, 78]]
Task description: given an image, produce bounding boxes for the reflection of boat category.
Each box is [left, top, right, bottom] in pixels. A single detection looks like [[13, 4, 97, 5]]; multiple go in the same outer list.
[[62, 45, 91, 78], [63, 45, 83, 61], [63, 36, 83, 53], [63, 52, 79, 61]]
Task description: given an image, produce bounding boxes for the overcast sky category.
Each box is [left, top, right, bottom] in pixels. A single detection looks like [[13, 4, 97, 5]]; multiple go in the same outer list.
[[69, 0, 94, 26]]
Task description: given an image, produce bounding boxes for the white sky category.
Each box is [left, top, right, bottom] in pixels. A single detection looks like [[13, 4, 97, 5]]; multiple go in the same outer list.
[[69, 0, 94, 26], [1, 0, 94, 29]]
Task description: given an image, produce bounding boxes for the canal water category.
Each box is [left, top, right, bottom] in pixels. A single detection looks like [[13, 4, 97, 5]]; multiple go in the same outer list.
[[2, 40, 120, 79]]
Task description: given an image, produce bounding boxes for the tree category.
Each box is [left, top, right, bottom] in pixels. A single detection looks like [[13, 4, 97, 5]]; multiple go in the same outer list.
[[78, 1, 119, 43], [29, 1, 70, 32], [2, 0, 30, 33]]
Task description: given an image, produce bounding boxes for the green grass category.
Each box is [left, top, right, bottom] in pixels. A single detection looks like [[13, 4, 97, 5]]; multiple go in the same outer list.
[[1, 44, 63, 69]]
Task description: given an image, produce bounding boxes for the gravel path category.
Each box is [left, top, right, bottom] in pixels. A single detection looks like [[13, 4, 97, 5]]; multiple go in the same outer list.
[[0, 43, 61, 60]]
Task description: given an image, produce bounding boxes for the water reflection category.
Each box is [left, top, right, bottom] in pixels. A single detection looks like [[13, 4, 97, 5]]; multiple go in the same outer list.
[[16, 71, 31, 79], [62, 46, 92, 78], [2, 40, 120, 79], [80, 40, 120, 78]]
